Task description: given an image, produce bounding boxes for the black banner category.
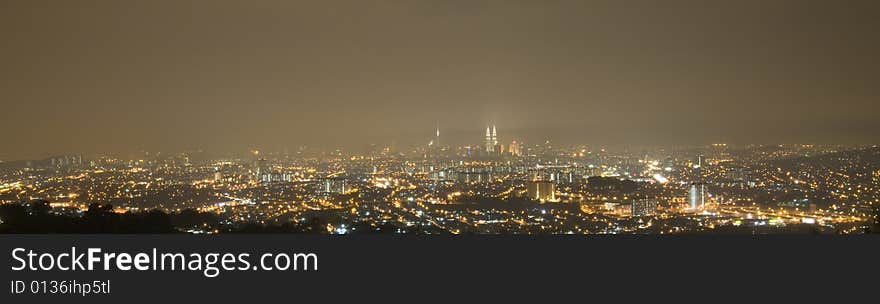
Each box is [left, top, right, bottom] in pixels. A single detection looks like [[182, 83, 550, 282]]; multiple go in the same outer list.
[[2, 235, 878, 303]]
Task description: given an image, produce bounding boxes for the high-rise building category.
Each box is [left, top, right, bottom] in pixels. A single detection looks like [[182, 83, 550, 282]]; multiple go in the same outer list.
[[689, 155, 707, 209], [632, 198, 658, 216], [688, 183, 705, 209], [255, 158, 270, 182], [324, 177, 347, 194], [527, 180, 556, 201], [484, 125, 495, 153], [508, 140, 522, 156]]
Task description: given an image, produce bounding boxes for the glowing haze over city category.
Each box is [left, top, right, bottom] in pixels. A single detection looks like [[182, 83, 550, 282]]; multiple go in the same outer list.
[[1, 1, 879, 234]]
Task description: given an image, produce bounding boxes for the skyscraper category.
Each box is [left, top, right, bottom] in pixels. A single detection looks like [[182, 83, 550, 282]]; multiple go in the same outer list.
[[508, 140, 522, 156], [632, 198, 659, 216], [688, 183, 705, 210], [484, 125, 495, 153], [255, 158, 270, 183], [689, 155, 706, 209], [527, 180, 556, 201], [324, 177, 347, 194]]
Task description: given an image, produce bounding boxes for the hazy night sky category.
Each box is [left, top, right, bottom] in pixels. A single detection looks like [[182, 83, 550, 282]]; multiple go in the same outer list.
[[2, 0, 878, 160]]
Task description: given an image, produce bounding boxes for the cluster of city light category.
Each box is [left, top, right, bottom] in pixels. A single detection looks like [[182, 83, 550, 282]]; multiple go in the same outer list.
[[1, 141, 877, 234]]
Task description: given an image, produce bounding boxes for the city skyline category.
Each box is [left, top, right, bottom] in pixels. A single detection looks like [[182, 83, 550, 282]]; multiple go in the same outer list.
[[2, 136, 878, 234], [3, 2, 879, 300], [2, 122, 877, 162]]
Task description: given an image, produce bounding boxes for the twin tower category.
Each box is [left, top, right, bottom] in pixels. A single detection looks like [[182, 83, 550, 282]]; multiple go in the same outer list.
[[484, 125, 498, 153]]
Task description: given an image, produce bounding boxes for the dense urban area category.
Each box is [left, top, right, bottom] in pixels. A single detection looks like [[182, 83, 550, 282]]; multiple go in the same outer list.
[[2, 127, 879, 234]]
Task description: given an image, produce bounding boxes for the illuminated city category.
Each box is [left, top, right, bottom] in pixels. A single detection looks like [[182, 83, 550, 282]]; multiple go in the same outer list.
[[1, 1, 878, 235], [2, 127, 877, 234], [3, 2, 880, 302]]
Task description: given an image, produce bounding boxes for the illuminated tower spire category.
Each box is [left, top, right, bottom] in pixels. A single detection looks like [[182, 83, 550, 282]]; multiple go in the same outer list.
[[689, 155, 707, 210], [697, 155, 703, 181], [491, 125, 497, 145], [485, 125, 494, 152]]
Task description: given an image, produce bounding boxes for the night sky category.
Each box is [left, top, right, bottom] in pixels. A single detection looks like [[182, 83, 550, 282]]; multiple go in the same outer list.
[[2, 0, 878, 160]]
